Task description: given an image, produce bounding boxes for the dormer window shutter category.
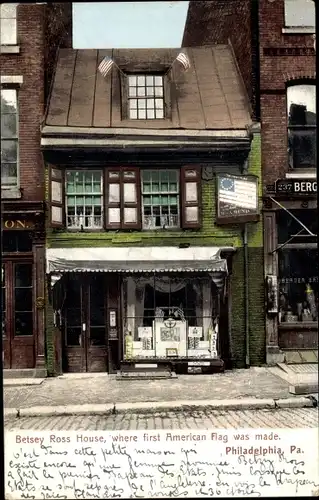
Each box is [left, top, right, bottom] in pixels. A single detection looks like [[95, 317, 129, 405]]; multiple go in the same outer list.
[[180, 165, 202, 229], [49, 165, 64, 228]]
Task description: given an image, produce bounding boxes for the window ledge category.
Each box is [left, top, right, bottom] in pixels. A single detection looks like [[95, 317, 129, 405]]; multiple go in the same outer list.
[[286, 171, 317, 179], [279, 322, 318, 331], [282, 27, 315, 34], [0, 45, 20, 54], [1, 187, 22, 199]]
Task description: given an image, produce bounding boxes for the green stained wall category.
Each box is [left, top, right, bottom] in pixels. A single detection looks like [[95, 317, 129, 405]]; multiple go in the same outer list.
[[45, 130, 264, 374]]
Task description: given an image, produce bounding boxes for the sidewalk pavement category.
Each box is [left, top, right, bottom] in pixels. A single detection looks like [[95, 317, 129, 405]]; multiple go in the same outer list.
[[3, 366, 318, 419]]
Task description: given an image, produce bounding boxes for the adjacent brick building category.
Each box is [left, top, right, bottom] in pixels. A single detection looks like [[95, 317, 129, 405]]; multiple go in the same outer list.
[[1, 2, 72, 373], [41, 46, 263, 376], [183, 0, 317, 364]]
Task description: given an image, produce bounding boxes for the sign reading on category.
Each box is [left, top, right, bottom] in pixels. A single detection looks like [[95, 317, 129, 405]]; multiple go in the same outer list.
[[2, 219, 34, 229], [276, 179, 317, 195], [216, 174, 259, 224]]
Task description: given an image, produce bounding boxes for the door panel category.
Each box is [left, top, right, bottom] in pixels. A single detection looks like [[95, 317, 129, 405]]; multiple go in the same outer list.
[[87, 275, 108, 372], [63, 275, 85, 372], [63, 274, 108, 373], [2, 261, 35, 369]]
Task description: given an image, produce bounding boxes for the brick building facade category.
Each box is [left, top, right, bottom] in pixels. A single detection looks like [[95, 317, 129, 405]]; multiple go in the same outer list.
[[41, 47, 264, 376], [183, 0, 317, 363], [1, 3, 72, 373]]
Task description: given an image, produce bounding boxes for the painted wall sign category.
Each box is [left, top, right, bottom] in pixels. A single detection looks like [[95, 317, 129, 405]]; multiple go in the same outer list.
[[216, 174, 259, 224], [2, 219, 34, 229], [276, 179, 317, 194]]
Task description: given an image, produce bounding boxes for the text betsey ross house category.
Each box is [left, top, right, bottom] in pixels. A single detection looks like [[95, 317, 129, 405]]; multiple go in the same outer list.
[[5, 429, 319, 498]]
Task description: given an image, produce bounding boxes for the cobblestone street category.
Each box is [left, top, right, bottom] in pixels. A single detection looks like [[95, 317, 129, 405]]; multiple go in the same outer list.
[[4, 407, 318, 431], [4, 368, 293, 409]]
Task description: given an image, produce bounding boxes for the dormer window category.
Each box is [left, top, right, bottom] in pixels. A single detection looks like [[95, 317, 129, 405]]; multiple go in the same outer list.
[[128, 74, 164, 120]]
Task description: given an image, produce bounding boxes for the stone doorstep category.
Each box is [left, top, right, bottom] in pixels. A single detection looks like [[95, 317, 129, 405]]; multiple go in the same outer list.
[[4, 378, 45, 387], [3, 368, 47, 379], [4, 397, 315, 419]]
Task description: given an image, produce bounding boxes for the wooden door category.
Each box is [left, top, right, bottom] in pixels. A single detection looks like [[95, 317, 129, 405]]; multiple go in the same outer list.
[[2, 261, 35, 369], [63, 274, 108, 373], [86, 274, 108, 372]]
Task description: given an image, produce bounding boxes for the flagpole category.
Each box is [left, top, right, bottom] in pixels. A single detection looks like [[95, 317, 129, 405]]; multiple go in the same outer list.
[[112, 60, 128, 78]]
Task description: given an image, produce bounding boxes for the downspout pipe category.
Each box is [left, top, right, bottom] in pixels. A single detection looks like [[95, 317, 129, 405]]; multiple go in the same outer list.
[[243, 224, 250, 368]]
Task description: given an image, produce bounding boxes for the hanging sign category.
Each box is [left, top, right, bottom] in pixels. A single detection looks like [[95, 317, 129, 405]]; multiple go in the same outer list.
[[216, 174, 259, 224], [276, 179, 317, 195]]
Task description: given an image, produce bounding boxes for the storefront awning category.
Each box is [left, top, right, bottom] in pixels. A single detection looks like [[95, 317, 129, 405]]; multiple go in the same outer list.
[[47, 246, 234, 282]]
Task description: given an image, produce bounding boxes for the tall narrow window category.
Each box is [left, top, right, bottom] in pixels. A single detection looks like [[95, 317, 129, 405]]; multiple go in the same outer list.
[[287, 84, 316, 169], [14, 263, 33, 336], [66, 170, 103, 229], [142, 169, 179, 229], [1, 88, 18, 187], [128, 74, 164, 119], [0, 3, 18, 45]]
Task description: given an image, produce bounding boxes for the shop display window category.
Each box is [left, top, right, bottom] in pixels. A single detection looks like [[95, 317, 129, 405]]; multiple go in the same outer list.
[[277, 209, 318, 323], [123, 274, 220, 359]]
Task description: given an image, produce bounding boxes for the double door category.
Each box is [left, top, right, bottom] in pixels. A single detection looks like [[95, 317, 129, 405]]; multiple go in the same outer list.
[[63, 274, 120, 373]]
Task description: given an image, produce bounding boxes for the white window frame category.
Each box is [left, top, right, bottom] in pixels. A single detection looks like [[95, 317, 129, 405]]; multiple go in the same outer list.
[[0, 3, 18, 46], [1, 87, 19, 190], [65, 170, 104, 230], [141, 169, 180, 230], [127, 74, 165, 120], [283, 0, 315, 32]]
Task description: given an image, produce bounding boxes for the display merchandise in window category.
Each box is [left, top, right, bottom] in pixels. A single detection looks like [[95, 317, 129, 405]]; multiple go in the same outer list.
[[278, 249, 318, 323], [123, 275, 220, 359]]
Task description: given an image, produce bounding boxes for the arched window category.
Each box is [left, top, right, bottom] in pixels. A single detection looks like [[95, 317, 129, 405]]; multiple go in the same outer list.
[[287, 84, 316, 169], [0, 4, 18, 46]]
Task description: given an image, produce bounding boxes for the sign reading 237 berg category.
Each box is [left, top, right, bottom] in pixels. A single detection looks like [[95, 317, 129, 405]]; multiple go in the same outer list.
[[216, 174, 259, 224]]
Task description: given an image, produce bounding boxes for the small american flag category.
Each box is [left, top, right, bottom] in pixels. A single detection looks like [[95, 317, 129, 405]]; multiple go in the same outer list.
[[176, 52, 190, 71], [98, 56, 114, 77]]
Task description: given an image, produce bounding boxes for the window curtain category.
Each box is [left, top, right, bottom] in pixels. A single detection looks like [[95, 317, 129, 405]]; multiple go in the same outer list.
[[192, 282, 203, 328], [125, 276, 214, 339], [202, 280, 213, 339]]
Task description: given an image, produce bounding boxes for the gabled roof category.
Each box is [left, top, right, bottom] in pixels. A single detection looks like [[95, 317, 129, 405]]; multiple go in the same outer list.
[[44, 46, 252, 133]]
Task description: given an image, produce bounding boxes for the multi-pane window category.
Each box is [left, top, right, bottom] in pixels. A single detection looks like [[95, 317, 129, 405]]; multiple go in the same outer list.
[[14, 263, 33, 336], [50, 166, 201, 231], [2, 231, 32, 253], [66, 170, 103, 229], [287, 84, 316, 169], [142, 170, 179, 229], [284, 0, 315, 28], [128, 74, 164, 119], [0, 3, 18, 45], [1, 88, 18, 187]]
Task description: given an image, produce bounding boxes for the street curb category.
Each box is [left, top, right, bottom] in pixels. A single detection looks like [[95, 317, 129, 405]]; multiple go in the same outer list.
[[4, 396, 316, 419]]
